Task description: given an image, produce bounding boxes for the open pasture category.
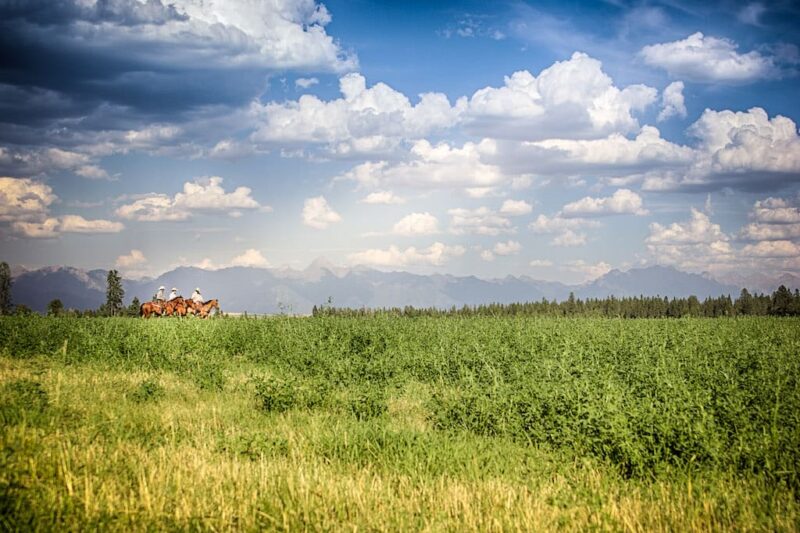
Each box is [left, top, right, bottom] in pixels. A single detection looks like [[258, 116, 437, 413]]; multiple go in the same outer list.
[[1, 316, 799, 531]]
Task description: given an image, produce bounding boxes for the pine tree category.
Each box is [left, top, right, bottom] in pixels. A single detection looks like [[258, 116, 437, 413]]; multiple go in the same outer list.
[[0, 261, 12, 315], [128, 297, 141, 316], [105, 269, 124, 316]]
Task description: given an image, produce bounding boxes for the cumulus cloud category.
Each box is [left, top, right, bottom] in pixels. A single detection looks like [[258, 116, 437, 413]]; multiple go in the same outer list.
[[464, 52, 657, 140], [336, 139, 507, 192], [302, 195, 341, 229], [0, 177, 57, 222], [529, 214, 598, 247], [741, 240, 800, 258], [252, 73, 464, 156], [1, 176, 123, 238], [348, 242, 465, 267], [658, 81, 687, 122], [640, 32, 777, 83], [493, 240, 521, 255], [552, 230, 587, 247], [739, 196, 800, 241], [116, 176, 263, 222], [643, 108, 800, 192], [12, 216, 123, 238], [495, 125, 694, 180], [230, 248, 271, 268], [561, 189, 648, 217], [448, 206, 514, 235], [645, 208, 735, 272], [392, 212, 440, 236], [499, 199, 533, 216], [116, 249, 147, 268], [359, 191, 405, 205]]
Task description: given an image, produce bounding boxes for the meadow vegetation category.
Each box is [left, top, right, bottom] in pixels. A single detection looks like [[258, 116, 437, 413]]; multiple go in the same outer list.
[[1, 315, 798, 531]]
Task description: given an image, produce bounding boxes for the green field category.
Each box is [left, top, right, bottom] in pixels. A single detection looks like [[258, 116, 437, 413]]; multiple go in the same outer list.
[[1, 316, 799, 531]]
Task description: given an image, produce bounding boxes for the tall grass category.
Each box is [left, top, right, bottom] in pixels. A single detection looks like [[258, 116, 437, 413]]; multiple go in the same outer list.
[[1, 316, 798, 530]]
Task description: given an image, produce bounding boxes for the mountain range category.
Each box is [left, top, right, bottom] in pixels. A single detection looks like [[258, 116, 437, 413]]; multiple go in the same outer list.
[[10, 260, 797, 314]]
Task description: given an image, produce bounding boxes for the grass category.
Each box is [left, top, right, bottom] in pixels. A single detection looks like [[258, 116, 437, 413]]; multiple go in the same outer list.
[[0, 316, 798, 531]]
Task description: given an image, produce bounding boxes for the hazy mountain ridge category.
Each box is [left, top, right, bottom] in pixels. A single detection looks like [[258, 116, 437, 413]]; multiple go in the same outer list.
[[8, 262, 786, 314]]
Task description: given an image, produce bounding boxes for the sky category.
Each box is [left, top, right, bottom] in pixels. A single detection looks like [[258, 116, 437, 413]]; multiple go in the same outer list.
[[1, 0, 799, 285]]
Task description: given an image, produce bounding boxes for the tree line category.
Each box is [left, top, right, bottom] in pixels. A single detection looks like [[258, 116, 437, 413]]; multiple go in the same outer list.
[[2, 261, 799, 318], [312, 287, 800, 318], [0, 263, 138, 317]]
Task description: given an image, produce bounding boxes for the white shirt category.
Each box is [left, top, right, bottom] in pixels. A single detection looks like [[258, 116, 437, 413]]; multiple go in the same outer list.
[[168, 290, 178, 301], [155, 288, 165, 300], [191, 291, 203, 303]]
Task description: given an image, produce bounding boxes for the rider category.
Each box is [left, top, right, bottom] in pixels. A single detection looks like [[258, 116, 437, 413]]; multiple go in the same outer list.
[[191, 287, 204, 304], [154, 285, 165, 301], [168, 287, 179, 301]]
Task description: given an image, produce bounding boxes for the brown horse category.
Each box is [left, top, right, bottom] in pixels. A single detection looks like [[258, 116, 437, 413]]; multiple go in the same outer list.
[[140, 301, 164, 318], [197, 299, 220, 318], [164, 297, 189, 317]]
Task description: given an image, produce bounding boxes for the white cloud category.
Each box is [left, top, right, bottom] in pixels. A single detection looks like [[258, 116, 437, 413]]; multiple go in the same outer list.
[[564, 260, 612, 281], [58, 215, 124, 234], [360, 191, 405, 205], [230, 248, 271, 268], [12, 216, 123, 238], [295, 77, 319, 89], [552, 230, 587, 247], [529, 214, 598, 247], [0, 177, 56, 222], [529, 259, 553, 267], [646, 208, 727, 245], [508, 125, 694, 177], [75, 165, 114, 180], [640, 32, 777, 83], [302, 195, 341, 229], [336, 139, 507, 192], [561, 189, 648, 217], [493, 240, 521, 255], [48, 0, 356, 73], [11, 219, 61, 239], [116, 176, 263, 221], [465, 52, 657, 140], [480, 250, 495, 261], [392, 212, 439, 235], [741, 240, 800, 258], [252, 73, 464, 156], [643, 108, 800, 192], [448, 206, 513, 236], [739, 195, 800, 241], [645, 208, 735, 272], [499, 199, 533, 216], [348, 242, 465, 267], [657, 81, 687, 122], [116, 249, 147, 268]]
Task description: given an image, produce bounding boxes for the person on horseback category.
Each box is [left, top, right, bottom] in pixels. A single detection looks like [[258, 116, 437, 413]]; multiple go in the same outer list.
[[191, 287, 203, 304], [168, 287, 178, 301], [154, 285, 165, 302]]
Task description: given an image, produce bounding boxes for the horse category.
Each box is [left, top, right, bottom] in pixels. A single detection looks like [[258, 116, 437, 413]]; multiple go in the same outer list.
[[140, 301, 164, 319], [197, 299, 220, 318], [164, 297, 189, 317]]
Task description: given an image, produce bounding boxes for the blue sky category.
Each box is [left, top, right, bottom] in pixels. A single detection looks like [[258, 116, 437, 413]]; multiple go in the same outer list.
[[1, 0, 799, 284]]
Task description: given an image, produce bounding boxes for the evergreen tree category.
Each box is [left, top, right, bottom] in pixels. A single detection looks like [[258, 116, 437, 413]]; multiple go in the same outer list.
[[0, 261, 12, 315], [47, 299, 64, 317], [105, 269, 124, 316], [735, 288, 753, 315], [127, 297, 141, 316], [770, 285, 793, 316]]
